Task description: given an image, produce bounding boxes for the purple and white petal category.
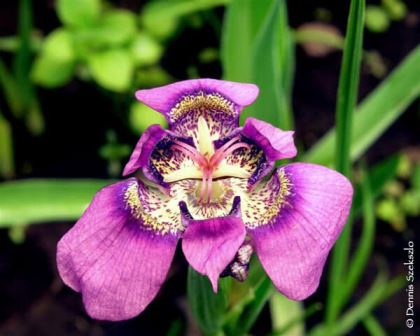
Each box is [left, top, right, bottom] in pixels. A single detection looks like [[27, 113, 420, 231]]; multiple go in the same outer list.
[[57, 179, 183, 320], [242, 117, 297, 161], [123, 124, 167, 176], [244, 163, 353, 300], [135, 79, 259, 140], [181, 199, 246, 291]]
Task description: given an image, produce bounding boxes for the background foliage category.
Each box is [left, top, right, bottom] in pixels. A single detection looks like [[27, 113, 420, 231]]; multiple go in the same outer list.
[[0, 0, 418, 335]]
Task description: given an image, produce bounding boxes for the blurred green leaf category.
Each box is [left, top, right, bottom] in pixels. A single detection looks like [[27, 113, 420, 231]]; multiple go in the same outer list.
[[382, 0, 407, 21], [312, 273, 404, 336], [43, 29, 75, 62], [187, 267, 229, 335], [269, 303, 322, 336], [248, 0, 294, 129], [352, 154, 400, 215], [57, 0, 100, 28], [130, 33, 163, 66], [129, 102, 167, 134], [31, 54, 74, 88], [0, 113, 14, 178], [362, 314, 387, 336], [305, 46, 420, 165], [0, 179, 110, 227], [233, 275, 273, 336], [326, 0, 365, 327], [8, 225, 27, 244], [81, 10, 137, 47], [411, 163, 420, 189], [88, 49, 134, 92], [269, 293, 304, 336], [14, 0, 33, 107], [222, 0, 294, 129], [0, 58, 22, 115], [340, 168, 375, 310], [142, 0, 229, 39], [365, 6, 390, 33], [222, 0, 274, 82]]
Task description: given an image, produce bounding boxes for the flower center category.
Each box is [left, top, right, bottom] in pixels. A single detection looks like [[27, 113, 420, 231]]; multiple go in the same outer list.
[[171, 117, 250, 203]]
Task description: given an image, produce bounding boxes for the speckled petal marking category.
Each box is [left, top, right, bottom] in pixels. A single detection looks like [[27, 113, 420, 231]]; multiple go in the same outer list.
[[123, 178, 185, 235], [230, 168, 293, 229], [170, 91, 238, 143]]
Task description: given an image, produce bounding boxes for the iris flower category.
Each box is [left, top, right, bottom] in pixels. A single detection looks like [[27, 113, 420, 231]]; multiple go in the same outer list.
[[57, 79, 353, 321]]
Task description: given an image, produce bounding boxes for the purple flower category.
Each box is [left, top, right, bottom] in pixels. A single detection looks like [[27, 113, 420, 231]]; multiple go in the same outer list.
[[57, 79, 353, 321]]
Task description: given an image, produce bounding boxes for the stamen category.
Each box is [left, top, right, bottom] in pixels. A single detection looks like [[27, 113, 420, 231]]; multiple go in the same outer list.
[[206, 173, 213, 203], [171, 141, 207, 167], [170, 127, 252, 204]]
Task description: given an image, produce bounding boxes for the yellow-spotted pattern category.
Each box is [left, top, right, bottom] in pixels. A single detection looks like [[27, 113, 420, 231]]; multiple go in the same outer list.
[[123, 180, 184, 235], [169, 91, 235, 122], [169, 91, 238, 141], [240, 168, 293, 228]]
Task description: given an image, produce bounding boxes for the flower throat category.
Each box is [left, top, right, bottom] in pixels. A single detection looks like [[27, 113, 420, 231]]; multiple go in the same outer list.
[[171, 117, 250, 203]]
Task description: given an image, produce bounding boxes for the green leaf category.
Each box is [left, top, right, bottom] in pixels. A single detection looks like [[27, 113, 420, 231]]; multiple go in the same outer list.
[[130, 33, 163, 66], [0, 113, 14, 178], [222, 0, 294, 129], [142, 0, 229, 39], [0, 179, 111, 227], [42, 28, 75, 62], [0, 58, 23, 115], [14, 0, 33, 104], [57, 0, 100, 28], [248, 0, 294, 129], [222, 0, 274, 82], [88, 49, 134, 92], [187, 267, 229, 335], [365, 6, 389, 33], [352, 154, 400, 214], [340, 168, 375, 308], [362, 314, 387, 336], [129, 102, 167, 134], [312, 273, 404, 336], [304, 46, 420, 165], [269, 293, 304, 336], [76, 10, 137, 48], [31, 54, 74, 88], [233, 275, 273, 336], [326, 0, 365, 327]]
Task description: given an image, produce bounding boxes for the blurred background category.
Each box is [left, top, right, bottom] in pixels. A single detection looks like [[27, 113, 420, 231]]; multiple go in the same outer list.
[[0, 0, 419, 335]]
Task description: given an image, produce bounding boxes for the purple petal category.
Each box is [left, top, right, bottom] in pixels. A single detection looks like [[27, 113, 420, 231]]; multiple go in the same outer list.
[[123, 124, 167, 176], [242, 117, 297, 161], [135, 79, 259, 140], [135, 78, 259, 116], [247, 163, 353, 300], [181, 203, 246, 292], [57, 179, 179, 320]]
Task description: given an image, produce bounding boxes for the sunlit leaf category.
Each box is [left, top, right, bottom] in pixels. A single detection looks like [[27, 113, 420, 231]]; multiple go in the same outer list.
[[88, 49, 134, 92], [43, 28, 75, 62], [31, 54, 74, 87], [129, 102, 167, 134], [0, 179, 110, 227], [130, 33, 163, 66], [57, 0, 100, 28]]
